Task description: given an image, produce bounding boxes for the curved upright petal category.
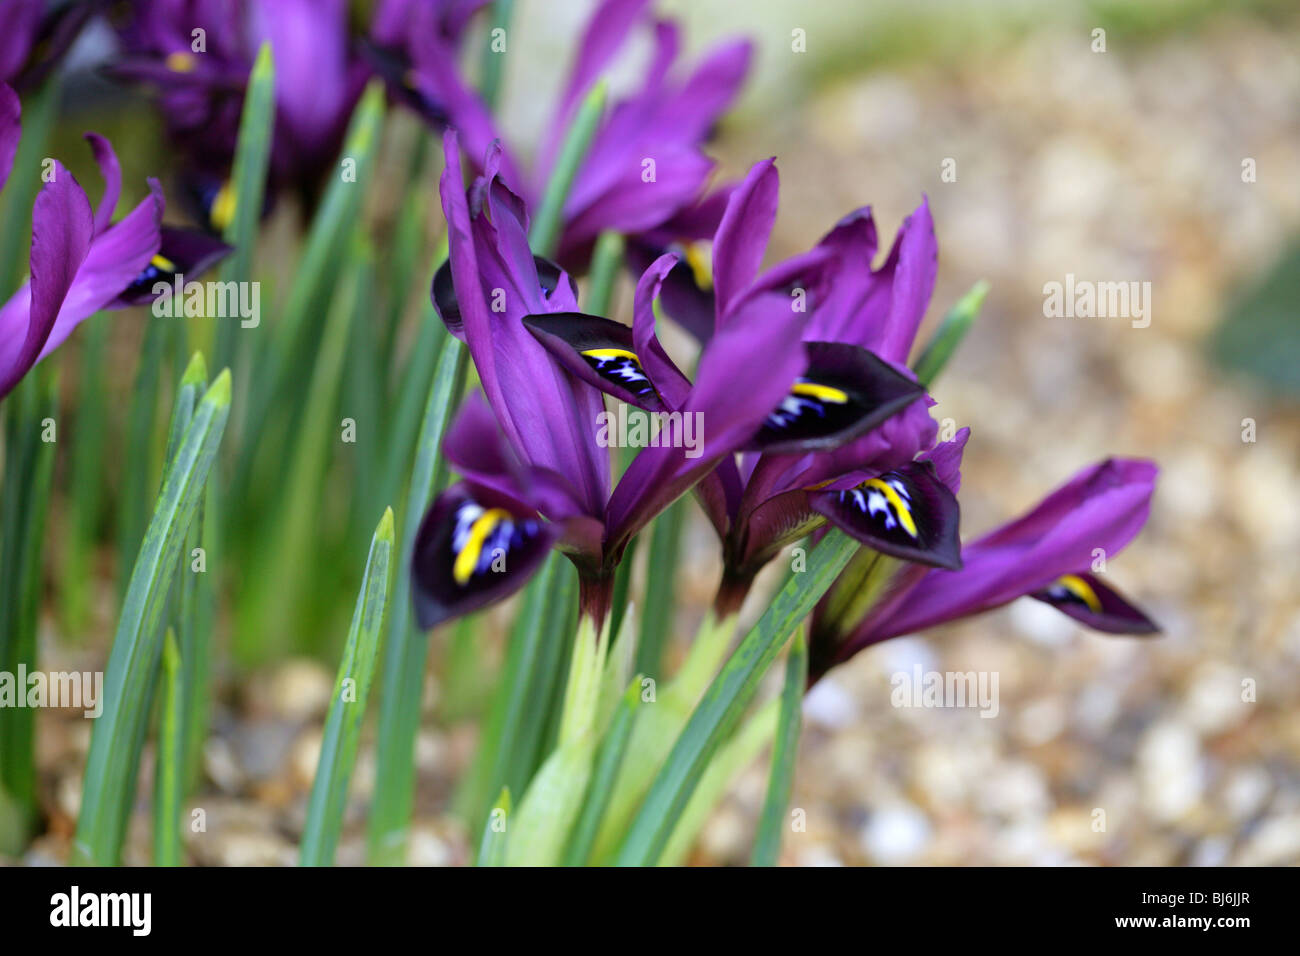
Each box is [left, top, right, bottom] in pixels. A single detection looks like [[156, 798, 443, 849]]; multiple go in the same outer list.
[[711, 158, 778, 321], [0, 163, 96, 398]]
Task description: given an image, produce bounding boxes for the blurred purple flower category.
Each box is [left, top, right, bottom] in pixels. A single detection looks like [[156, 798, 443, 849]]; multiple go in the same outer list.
[[0, 82, 229, 401], [0, 0, 101, 91], [106, 0, 367, 230], [372, 0, 751, 269]]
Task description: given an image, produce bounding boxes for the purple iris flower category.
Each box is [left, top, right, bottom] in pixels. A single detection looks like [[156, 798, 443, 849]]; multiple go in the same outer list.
[[410, 131, 807, 629], [107, 0, 367, 231], [809, 448, 1160, 683], [372, 0, 751, 269], [634, 158, 950, 615], [0, 82, 230, 401], [0, 0, 101, 91]]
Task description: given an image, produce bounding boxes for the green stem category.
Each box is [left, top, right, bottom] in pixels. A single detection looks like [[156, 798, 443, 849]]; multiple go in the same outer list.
[[365, 335, 468, 865], [152, 629, 183, 866], [588, 609, 738, 862], [614, 531, 858, 866], [478, 0, 515, 111], [659, 697, 779, 866], [503, 613, 608, 866], [0, 370, 58, 854], [528, 81, 607, 258], [751, 632, 808, 866], [585, 230, 625, 315]]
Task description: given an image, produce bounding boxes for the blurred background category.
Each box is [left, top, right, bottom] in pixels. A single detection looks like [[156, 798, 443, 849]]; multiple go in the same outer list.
[[13, 0, 1300, 865]]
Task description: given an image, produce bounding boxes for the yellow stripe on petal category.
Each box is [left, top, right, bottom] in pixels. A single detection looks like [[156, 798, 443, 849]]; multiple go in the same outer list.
[[791, 381, 849, 405], [1058, 574, 1103, 614], [151, 254, 177, 273], [210, 181, 237, 233], [864, 477, 918, 538], [582, 347, 641, 365], [452, 508, 511, 585]]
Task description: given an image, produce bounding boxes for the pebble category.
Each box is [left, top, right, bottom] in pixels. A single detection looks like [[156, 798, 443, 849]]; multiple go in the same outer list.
[[859, 802, 931, 864], [1137, 721, 1204, 823]]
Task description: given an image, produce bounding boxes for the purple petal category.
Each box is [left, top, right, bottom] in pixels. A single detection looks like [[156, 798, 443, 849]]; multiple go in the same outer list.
[[410, 482, 558, 630], [604, 285, 809, 552], [0, 2, 42, 85], [439, 134, 610, 516], [0, 82, 19, 193], [562, 142, 715, 252], [1030, 572, 1160, 635], [744, 342, 927, 454], [0, 162, 96, 399], [655, 39, 752, 144], [249, 0, 359, 165], [632, 251, 693, 408], [523, 311, 667, 410], [863, 458, 1158, 642], [866, 198, 938, 364], [36, 180, 163, 365], [811, 460, 962, 570], [711, 158, 778, 321], [83, 133, 122, 234], [543, 0, 653, 169]]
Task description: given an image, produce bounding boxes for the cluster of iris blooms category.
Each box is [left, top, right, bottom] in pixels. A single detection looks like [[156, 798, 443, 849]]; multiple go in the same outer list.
[[2, 0, 1157, 676], [0, 0, 1158, 863]]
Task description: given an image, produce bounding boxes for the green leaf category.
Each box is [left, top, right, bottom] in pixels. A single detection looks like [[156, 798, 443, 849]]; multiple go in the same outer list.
[[1211, 238, 1300, 397], [561, 678, 642, 865], [366, 335, 469, 865], [614, 530, 858, 866], [376, 309, 446, 518], [476, 787, 512, 867], [231, 81, 386, 504], [751, 632, 807, 866], [478, 0, 515, 111], [659, 696, 778, 866], [152, 629, 184, 866], [300, 508, 396, 867], [608, 534, 636, 652], [378, 132, 432, 377], [589, 606, 737, 863], [453, 553, 576, 836], [585, 230, 625, 316], [528, 81, 607, 258], [60, 313, 110, 636], [0, 369, 58, 854], [236, 247, 369, 663], [912, 280, 988, 388], [636, 497, 687, 681], [214, 42, 275, 373], [116, 319, 169, 601], [73, 369, 234, 865]]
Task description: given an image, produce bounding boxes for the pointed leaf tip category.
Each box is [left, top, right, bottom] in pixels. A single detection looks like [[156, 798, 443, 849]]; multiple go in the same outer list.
[[205, 369, 232, 407], [181, 351, 208, 388], [376, 506, 395, 543], [252, 41, 274, 74]]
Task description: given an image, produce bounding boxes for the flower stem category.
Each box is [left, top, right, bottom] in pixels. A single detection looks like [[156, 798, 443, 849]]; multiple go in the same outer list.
[[585, 230, 625, 315], [478, 0, 515, 112], [504, 612, 609, 865], [528, 81, 607, 258]]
